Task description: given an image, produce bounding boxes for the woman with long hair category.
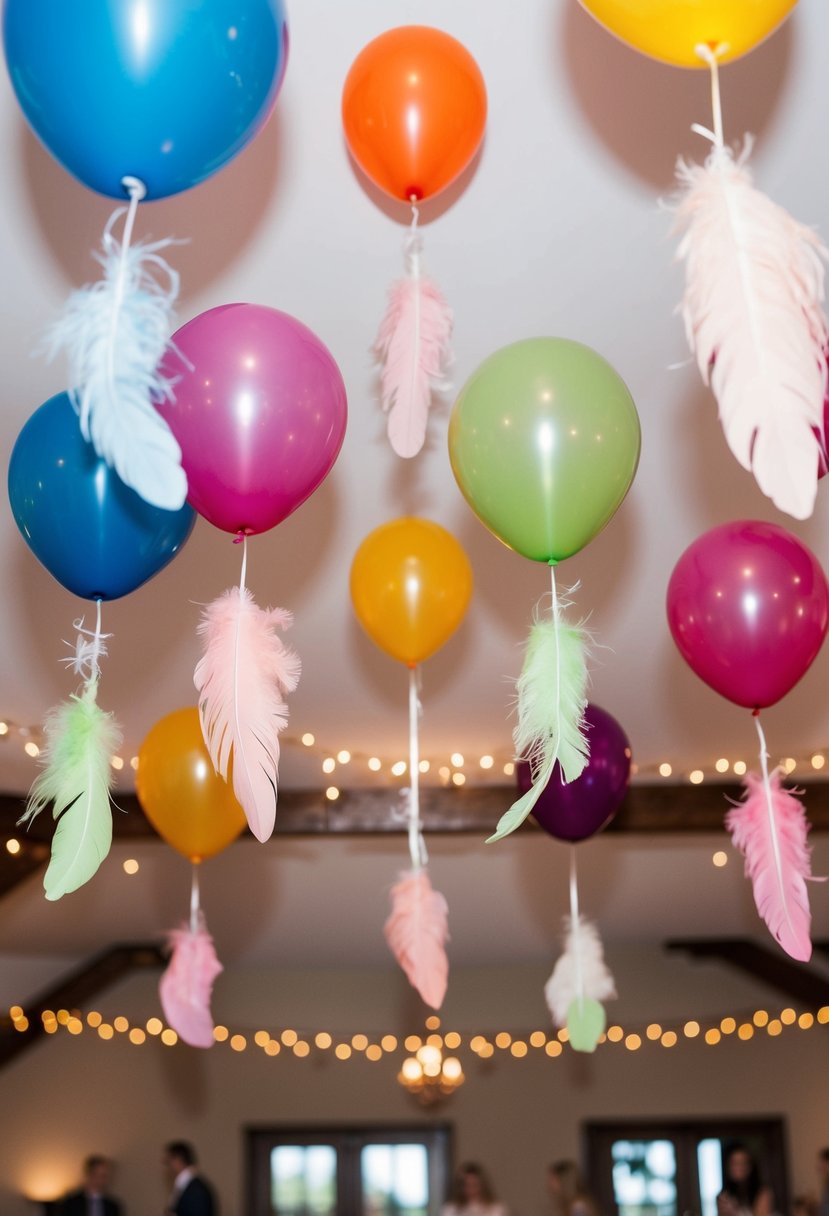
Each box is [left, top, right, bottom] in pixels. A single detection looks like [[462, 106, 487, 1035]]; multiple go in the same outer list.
[[547, 1160, 600, 1216], [716, 1144, 773, 1216], [443, 1163, 508, 1216]]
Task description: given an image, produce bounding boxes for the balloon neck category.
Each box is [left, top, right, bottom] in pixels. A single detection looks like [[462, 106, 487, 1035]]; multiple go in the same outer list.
[[233, 529, 253, 544], [406, 661, 418, 671], [190, 856, 203, 866], [547, 558, 558, 568], [751, 708, 761, 718]]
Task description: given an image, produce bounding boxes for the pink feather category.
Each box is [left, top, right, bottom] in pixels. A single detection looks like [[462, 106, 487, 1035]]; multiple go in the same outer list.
[[673, 139, 829, 520], [374, 235, 453, 459], [725, 770, 815, 962], [384, 869, 449, 1010], [159, 922, 223, 1049], [194, 586, 301, 843]]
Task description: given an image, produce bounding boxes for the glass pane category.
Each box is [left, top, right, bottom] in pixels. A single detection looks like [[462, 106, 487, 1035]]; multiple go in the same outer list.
[[698, 1139, 724, 1216], [361, 1143, 429, 1216], [611, 1140, 677, 1216], [270, 1144, 337, 1216]]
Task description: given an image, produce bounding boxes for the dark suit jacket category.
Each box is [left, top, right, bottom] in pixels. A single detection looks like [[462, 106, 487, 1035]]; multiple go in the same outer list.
[[59, 1191, 121, 1216], [172, 1176, 216, 1216]]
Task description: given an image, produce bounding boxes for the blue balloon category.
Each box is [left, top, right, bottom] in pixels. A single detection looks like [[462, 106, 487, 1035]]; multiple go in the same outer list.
[[3, 0, 288, 200], [8, 393, 196, 600]]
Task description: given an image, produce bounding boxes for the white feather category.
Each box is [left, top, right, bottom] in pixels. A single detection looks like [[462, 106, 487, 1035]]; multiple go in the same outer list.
[[45, 206, 187, 511], [673, 139, 829, 520], [544, 914, 616, 1027]]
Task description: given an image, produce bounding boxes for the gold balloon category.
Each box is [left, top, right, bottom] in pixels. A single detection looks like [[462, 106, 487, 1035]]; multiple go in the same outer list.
[[350, 518, 473, 666], [579, 0, 797, 68], [136, 707, 247, 862]]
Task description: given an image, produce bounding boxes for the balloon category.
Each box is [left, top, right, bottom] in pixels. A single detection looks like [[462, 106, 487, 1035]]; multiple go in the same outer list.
[[518, 704, 631, 842], [578, 0, 796, 69], [7, 392, 195, 601], [667, 520, 829, 710], [448, 339, 640, 563], [342, 26, 487, 202], [350, 518, 473, 665], [136, 708, 247, 862], [3, 0, 288, 199], [158, 304, 348, 536]]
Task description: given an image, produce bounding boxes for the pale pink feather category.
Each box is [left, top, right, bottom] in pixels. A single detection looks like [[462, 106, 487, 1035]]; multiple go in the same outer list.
[[159, 922, 223, 1049], [384, 869, 449, 1010], [374, 237, 453, 459], [194, 586, 301, 843], [673, 140, 829, 520], [725, 770, 814, 962]]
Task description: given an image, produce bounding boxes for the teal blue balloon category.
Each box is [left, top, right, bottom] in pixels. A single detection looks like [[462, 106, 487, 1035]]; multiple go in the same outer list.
[[3, 0, 288, 199], [8, 393, 195, 600]]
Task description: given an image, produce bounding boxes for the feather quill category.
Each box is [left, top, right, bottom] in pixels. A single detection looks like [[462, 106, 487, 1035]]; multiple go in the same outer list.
[[673, 139, 829, 520], [384, 869, 449, 1010], [194, 586, 301, 843], [375, 232, 453, 458], [159, 920, 223, 1049], [488, 614, 590, 843], [544, 914, 616, 1051], [44, 207, 186, 511], [20, 681, 121, 901], [726, 769, 815, 962]]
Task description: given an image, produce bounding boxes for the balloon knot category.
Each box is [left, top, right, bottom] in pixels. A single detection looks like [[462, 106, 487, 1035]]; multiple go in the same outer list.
[[751, 708, 760, 718]]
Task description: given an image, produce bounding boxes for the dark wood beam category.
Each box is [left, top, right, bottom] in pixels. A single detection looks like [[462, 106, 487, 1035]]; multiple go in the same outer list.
[[0, 943, 164, 1068], [665, 938, 829, 1009]]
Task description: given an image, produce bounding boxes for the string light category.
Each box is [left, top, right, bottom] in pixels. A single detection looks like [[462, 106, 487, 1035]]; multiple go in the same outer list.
[[368, 757, 382, 772], [325, 787, 340, 801], [712, 851, 728, 867], [337, 750, 351, 764], [122, 859, 139, 875], [391, 761, 407, 777], [5, 839, 21, 855]]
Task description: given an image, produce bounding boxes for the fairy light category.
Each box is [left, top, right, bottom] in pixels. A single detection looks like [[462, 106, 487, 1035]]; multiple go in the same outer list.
[[607, 1026, 624, 1043], [301, 733, 315, 747], [254, 1030, 270, 1047], [733, 760, 747, 775], [24, 741, 40, 758], [438, 766, 451, 782], [337, 750, 351, 764], [265, 1041, 280, 1056], [753, 1010, 769, 1027], [495, 1032, 512, 1049], [450, 753, 464, 767], [452, 772, 466, 787], [281, 1029, 298, 1047], [130, 756, 139, 770], [425, 1015, 440, 1030], [381, 1035, 397, 1052], [661, 1031, 677, 1047], [689, 770, 704, 785], [510, 1040, 528, 1057], [419, 760, 430, 773], [230, 1035, 247, 1052], [5, 839, 21, 855], [366, 1044, 383, 1061], [391, 761, 407, 776], [479, 755, 494, 769], [529, 1030, 546, 1048], [113, 1016, 129, 1033], [146, 1018, 163, 1036], [86, 1011, 102, 1029], [98, 1024, 114, 1040], [715, 758, 729, 773], [646, 1023, 662, 1041], [325, 787, 340, 801], [122, 859, 139, 875], [352, 1033, 368, 1051], [368, 757, 382, 772], [782, 757, 796, 774], [625, 1034, 642, 1051], [503, 762, 515, 776], [322, 757, 336, 774], [335, 1043, 352, 1060], [214, 1025, 229, 1042], [683, 1021, 700, 1038], [738, 1023, 754, 1041], [659, 763, 672, 777], [545, 1040, 562, 1057], [129, 1028, 146, 1045], [780, 1008, 796, 1025], [705, 1028, 721, 1046], [0, 722, 8, 735], [798, 1013, 814, 1029], [110, 756, 124, 771], [767, 1019, 782, 1037], [720, 1017, 736, 1035], [161, 1029, 178, 1046], [293, 1040, 310, 1057], [404, 1035, 422, 1052], [712, 851, 728, 867], [315, 1031, 332, 1049]]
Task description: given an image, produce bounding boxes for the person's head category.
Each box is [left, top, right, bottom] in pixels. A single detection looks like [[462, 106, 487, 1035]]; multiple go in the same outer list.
[[83, 1156, 111, 1196], [163, 1142, 197, 1186], [451, 1163, 495, 1207], [818, 1149, 829, 1187], [723, 1145, 761, 1203], [548, 1161, 586, 1206]]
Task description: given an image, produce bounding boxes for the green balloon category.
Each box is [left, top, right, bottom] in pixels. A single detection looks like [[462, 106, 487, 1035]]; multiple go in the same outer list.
[[448, 339, 641, 563]]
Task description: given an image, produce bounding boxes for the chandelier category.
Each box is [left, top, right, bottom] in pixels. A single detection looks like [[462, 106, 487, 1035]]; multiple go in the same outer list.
[[397, 1043, 465, 1106]]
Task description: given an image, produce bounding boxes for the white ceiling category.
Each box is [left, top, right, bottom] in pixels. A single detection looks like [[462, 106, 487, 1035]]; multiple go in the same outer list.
[[1, 2, 829, 969]]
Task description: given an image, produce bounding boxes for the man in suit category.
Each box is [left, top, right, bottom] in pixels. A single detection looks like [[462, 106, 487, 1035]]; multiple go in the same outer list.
[[164, 1141, 216, 1216], [59, 1155, 122, 1216]]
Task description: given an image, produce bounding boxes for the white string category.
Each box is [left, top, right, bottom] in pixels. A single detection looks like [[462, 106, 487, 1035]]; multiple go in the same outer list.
[[62, 599, 111, 686], [753, 712, 793, 937], [104, 176, 147, 395], [239, 534, 248, 595], [407, 666, 426, 871], [692, 42, 729, 149], [569, 846, 584, 1011], [190, 864, 201, 935], [551, 564, 564, 785]]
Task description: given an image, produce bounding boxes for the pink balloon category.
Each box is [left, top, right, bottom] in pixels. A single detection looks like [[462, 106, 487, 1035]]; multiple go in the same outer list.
[[159, 304, 348, 535], [667, 520, 829, 710]]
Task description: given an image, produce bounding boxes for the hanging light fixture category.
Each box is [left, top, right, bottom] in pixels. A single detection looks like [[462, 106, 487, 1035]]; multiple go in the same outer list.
[[397, 1042, 464, 1106]]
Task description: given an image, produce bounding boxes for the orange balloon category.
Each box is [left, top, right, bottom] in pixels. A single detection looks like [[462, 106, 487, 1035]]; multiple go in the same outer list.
[[350, 517, 473, 665], [136, 708, 247, 862], [342, 26, 487, 203]]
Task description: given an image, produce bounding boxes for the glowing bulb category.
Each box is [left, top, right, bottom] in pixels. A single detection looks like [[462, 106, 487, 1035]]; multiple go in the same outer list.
[[646, 1023, 662, 1040], [659, 763, 672, 777], [0, 722, 7, 735], [391, 761, 407, 776], [322, 757, 336, 774], [325, 787, 340, 801], [146, 1018, 163, 1036], [683, 1021, 700, 1038], [705, 1029, 721, 1045], [335, 1043, 352, 1060], [129, 1028, 146, 1045], [495, 1032, 512, 1049], [315, 1032, 332, 1049], [438, 766, 451, 781], [625, 1034, 641, 1051], [510, 1040, 528, 1057], [301, 733, 315, 747], [689, 770, 704, 785], [733, 760, 747, 776], [213, 1025, 229, 1042], [86, 1012, 102, 1028], [281, 1030, 298, 1046], [110, 756, 124, 771], [24, 741, 40, 758], [425, 1015, 441, 1030], [419, 760, 430, 773], [401, 1057, 422, 1081], [161, 1029, 178, 1046], [811, 753, 825, 770], [351, 1033, 368, 1051], [254, 1030, 270, 1047], [503, 762, 515, 776], [442, 1056, 463, 1079], [368, 757, 381, 772], [122, 859, 139, 875], [337, 750, 351, 764], [712, 851, 728, 867], [130, 756, 139, 770], [6, 838, 21, 855], [715, 758, 729, 773], [230, 1035, 247, 1052], [545, 1040, 562, 1057], [445, 1031, 461, 1049], [479, 755, 494, 769], [452, 772, 466, 786], [366, 1045, 382, 1061], [607, 1026, 623, 1043], [450, 753, 464, 767], [661, 1031, 678, 1047], [293, 1041, 310, 1057], [381, 1035, 397, 1051]]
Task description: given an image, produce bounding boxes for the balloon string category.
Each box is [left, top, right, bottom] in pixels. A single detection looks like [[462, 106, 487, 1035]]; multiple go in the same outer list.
[[752, 711, 793, 939], [190, 863, 201, 935], [239, 534, 248, 595], [569, 846, 584, 1011], [407, 666, 425, 871], [692, 42, 729, 149], [105, 176, 147, 397], [551, 563, 563, 785]]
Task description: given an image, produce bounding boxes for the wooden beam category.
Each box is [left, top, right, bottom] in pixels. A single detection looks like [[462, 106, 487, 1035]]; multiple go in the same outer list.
[[665, 938, 829, 1009], [0, 943, 164, 1068]]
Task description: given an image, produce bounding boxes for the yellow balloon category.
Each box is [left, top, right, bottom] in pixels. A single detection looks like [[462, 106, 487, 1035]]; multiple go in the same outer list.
[[350, 518, 473, 666], [136, 708, 247, 862], [579, 0, 797, 67]]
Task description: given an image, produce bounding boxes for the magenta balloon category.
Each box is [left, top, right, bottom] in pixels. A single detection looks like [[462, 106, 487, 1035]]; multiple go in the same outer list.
[[159, 304, 348, 535], [518, 704, 631, 842], [667, 520, 829, 710]]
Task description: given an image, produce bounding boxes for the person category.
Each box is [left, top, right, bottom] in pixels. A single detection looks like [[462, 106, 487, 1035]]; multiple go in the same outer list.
[[818, 1148, 829, 1216], [716, 1144, 773, 1216], [547, 1160, 600, 1216], [442, 1163, 508, 1216], [163, 1141, 216, 1216], [59, 1155, 122, 1216]]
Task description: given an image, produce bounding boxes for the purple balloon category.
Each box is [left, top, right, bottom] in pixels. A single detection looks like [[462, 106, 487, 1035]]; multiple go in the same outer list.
[[517, 704, 631, 842], [159, 304, 348, 536], [667, 520, 829, 710]]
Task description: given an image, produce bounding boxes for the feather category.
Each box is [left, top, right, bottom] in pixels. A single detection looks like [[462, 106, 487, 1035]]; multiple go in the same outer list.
[[488, 614, 590, 843], [673, 139, 829, 520], [384, 869, 449, 1010], [545, 914, 616, 1052], [44, 207, 187, 511], [194, 586, 301, 843], [20, 681, 121, 901], [159, 920, 223, 1049], [375, 232, 453, 458], [726, 769, 816, 961]]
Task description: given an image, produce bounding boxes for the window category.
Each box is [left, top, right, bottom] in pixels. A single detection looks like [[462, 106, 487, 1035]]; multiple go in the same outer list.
[[247, 1125, 452, 1216]]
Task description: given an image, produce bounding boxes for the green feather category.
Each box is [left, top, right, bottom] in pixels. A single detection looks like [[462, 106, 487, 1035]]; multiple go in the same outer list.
[[21, 682, 121, 901], [488, 614, 589, 843]]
